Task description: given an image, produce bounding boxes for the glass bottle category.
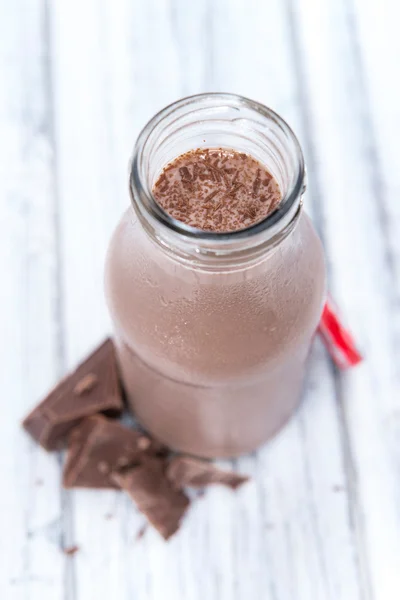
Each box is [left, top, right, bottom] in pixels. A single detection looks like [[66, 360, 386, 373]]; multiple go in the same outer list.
[[105, 93, 326, 458]]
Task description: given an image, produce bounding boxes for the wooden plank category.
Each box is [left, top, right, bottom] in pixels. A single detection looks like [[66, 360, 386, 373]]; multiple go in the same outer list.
[[47, 0, 210, 598], [351, 0, 400, 313], [212, 1, 366, 599], [0, 1, 65, 598], [47, 0, 128, 598], [291, 0, 400, 598]]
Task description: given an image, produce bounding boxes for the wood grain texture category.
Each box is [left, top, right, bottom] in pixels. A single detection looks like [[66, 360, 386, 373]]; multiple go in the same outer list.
[[211, 2, 365, 598], [291, 1, 400, 598], [0, 1, 65, 598], [1, 0, 399, 598]]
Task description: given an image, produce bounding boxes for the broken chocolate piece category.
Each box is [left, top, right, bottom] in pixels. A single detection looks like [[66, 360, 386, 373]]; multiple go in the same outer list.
[[166, 456, 249, 490], [22, 339, 123, 451], [63, 415, 161, 489], [112, 459, 190, 540]]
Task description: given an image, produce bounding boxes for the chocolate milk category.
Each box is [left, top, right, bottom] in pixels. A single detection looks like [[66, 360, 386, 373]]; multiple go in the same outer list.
[[153, 148, 281, 232], [105, 145, 326, 457]]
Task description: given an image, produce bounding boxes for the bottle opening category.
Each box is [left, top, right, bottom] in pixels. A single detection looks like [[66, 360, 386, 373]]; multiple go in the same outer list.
[[129, 93, 305, 259]]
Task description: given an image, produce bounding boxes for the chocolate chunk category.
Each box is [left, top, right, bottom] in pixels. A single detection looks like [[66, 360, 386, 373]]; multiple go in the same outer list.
[[112, 459, 190, 540], [23, 339, 123, 451], [63, 415, 162, 489], [263, 174, 272, 186], [252, 168, 261, 198], [166, 456, 249, 490], [204, 189, 220, 202]]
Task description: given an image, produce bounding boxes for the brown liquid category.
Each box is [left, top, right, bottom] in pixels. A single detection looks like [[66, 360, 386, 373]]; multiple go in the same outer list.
[[105, 148, 326, 457], [153, 148, 281, 232]]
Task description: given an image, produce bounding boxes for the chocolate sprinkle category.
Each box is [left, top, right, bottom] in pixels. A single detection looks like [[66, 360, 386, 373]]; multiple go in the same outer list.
[[153, 148, 281, 232]]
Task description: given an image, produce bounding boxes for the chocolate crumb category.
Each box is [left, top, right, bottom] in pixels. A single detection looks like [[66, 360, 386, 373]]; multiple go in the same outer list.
[[226, 182, 243, 198], [137, 436, 151, 451], [333, 484, 345, 492], [231, 170, 239, 185], [155, 173, 166, 187], [246, 203, 258, 219], [179, 166, 192, 182], [63, 545, 79, 556], [263, 174, 272, 186], [116, 456, 131, 468], [136, 524, 148, 541], [204, 190, 219, 202], [252, 169, 261, 198]]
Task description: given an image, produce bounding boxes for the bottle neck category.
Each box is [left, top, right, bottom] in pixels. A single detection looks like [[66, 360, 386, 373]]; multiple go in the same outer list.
[[129, 93, 305, 269]]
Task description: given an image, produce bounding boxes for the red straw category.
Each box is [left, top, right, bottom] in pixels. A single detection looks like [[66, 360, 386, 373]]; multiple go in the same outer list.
[[318, 297, 363, 369]]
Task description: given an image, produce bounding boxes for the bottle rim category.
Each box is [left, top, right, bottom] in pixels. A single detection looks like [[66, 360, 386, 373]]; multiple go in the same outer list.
[[129, 92, 305, 246]]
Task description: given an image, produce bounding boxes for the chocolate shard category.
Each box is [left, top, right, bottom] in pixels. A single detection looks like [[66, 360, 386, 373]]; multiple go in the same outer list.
[[112, 459, 190, 540], [63, 415, 163, 489], [179, 166, 192, 182], [166, 456, 249, 490], [23, 339, 123, 451]]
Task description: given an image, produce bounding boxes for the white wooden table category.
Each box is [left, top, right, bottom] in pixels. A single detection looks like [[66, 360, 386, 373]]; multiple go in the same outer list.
[[1, 1, 399, 598]]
